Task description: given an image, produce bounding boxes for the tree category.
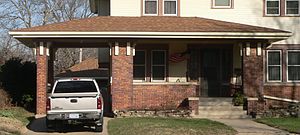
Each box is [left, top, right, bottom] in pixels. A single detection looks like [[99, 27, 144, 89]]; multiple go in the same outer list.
[[0, 0, 96, 73]]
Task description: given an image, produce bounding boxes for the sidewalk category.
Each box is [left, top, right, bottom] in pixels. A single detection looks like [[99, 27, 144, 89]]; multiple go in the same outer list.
[[211, 119, 290, 135]]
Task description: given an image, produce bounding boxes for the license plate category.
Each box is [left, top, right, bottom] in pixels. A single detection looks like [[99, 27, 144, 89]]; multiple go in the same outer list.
[[69, 113, 79, 119]]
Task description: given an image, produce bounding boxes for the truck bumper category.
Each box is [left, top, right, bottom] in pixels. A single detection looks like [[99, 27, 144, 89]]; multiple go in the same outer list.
[[47, 112, 103, 125]]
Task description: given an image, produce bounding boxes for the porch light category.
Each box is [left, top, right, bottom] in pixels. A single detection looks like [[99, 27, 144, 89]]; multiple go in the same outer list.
[[126, 42, 131, 56], [39, 42, 44, 55], [246, 43, 250, 56], [257, 43, 262, 56], [115, 42, 119, 56], [239, 43, 243, 56]]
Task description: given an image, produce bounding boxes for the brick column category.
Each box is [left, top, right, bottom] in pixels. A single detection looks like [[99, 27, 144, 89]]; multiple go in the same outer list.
[[111, 42, 133, 111], [36, 42, 48, 115], [242, 42, 265, 114]]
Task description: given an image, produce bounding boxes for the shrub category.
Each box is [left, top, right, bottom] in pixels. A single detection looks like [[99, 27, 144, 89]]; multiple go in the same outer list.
[[232, 91, 244, 106], [0, 58, 36, 111]]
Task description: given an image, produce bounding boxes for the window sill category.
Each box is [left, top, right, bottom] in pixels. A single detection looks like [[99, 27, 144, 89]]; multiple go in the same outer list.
[[133, 82, 198, 85], [264, 82, 300, 86]]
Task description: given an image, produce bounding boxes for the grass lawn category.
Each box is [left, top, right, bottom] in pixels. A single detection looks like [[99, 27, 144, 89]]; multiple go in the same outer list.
[[108, 117, 237, 135], [0, 107, 34, 134], [256, 117, 300, 133]]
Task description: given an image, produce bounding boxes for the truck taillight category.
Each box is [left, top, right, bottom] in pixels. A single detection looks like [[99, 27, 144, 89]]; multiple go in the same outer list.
[[46, 98, 51, 111], [97, 97, 102, 110]]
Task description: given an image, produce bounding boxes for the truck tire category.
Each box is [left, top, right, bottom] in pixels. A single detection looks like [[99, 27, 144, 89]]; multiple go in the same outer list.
[[95, 125, 103, 132]]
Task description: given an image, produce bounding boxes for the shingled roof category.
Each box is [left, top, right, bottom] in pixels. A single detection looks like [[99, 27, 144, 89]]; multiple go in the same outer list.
[[11, 16, 289, 33]]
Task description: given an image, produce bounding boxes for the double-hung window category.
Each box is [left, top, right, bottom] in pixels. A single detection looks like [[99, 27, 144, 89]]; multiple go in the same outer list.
[[163, 0, 177, 15], [151, 50, 166, 82], [144, 0, 158, 15], [287, 50, 300, 82], [286, 0, 299, 15], [265, 0, 280, 16], [267, 50, 282, 82], [212, 0, 232, 8], [133, 50, 146, 82]]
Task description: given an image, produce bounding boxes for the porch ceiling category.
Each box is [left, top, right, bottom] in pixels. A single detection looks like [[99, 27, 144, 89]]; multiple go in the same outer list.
[[9, 16, 292, 47]]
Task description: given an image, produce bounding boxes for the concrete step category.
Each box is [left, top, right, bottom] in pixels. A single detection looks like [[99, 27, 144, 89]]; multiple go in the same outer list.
[[198, 106, 244, 111], [197, 110, 247, 116], [198, 101, 233, 106], [199, 98, 233, 102], [192, 114, 250, 119]]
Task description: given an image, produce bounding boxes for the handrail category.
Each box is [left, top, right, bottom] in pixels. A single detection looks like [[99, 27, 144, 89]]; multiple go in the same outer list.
[[264, 95, 299, 103]]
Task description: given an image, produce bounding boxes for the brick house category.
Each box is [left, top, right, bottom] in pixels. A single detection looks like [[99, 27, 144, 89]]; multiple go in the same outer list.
[[9, 0, 300, 117]]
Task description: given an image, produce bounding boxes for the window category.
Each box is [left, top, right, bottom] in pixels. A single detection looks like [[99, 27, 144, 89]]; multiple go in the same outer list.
[[287, 50, 300, 82], [267, 50, 282, 82], [286, 0, 299, 15], [163, 0, 177, 15], [213, 0, 232, 8], [265, 0, 280, 16], [151, 50, 166, 82], [144, 0, 158, 15], [133, 51, 146, 82], [54, 81, 97, 93]]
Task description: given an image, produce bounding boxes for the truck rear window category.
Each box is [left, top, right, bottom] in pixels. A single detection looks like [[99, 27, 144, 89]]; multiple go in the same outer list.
[[54, 81, 98, 93]]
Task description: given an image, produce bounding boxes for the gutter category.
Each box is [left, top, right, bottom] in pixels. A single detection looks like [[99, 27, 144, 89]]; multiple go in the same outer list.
[[9, 31, 292, 40]]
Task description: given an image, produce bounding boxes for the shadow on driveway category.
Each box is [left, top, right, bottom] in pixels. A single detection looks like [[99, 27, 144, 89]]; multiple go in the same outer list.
[[25, 117, 111, 135]]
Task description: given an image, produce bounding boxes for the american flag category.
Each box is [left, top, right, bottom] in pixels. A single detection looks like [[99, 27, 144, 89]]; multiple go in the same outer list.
[[169, 53, 186, 63]]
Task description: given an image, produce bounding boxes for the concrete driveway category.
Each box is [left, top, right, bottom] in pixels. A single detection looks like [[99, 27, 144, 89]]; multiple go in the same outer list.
[[24, 117, 111, 135]]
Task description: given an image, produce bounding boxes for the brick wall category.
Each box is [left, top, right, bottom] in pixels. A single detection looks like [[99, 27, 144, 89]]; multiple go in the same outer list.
[[132, 84, 197, 110], [264, 86, 300, 101], [36, 45, 48, 115], [111, 44, 133, 110]]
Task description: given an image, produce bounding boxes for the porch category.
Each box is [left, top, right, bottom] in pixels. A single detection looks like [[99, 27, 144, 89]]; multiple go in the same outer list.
[[8, 16, 291, 115]]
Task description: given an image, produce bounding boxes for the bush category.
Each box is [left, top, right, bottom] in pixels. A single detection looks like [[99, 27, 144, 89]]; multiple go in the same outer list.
[[0, 89, 12, 108], [0, 58, 36, 111], [232, 91, 244, 106]]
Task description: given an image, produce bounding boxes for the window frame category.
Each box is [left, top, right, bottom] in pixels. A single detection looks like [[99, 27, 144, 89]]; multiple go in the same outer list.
[[266, 50, 282, 82], [286, 50, 300, 82], [143, 0, 159, 16], [212, 0, 233, 9], [133, 50, 147, 82], [163, 0, 178, 16], [151, 50, 167, 82], [265, 0, 281, 16], [285, 0, 300, 16]]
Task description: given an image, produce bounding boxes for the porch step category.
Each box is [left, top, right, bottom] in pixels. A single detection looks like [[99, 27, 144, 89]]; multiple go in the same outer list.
[[198, 98, 233, 106], [194, 98, 249, 119]]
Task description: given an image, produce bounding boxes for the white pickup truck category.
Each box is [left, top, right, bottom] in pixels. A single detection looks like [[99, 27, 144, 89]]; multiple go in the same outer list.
[[46, 78, 104, 132]]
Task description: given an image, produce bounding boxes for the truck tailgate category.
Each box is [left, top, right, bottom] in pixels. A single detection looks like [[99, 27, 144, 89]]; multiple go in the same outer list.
[[51, 96, 97, 110]]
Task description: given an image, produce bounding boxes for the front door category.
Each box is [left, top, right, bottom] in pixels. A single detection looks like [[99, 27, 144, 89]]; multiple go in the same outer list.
[[201, 49, 232, 97]]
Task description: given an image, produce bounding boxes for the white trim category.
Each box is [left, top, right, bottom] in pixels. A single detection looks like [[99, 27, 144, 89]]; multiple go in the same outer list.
[[33, 48, 36, 55], [212, 0, 232, 8], [266, 50, 282, 82], [285, 0, 300, 16], [246, 43, 250, 56], [126, 42, 131, 56], [163, 0, 178, 16], [9, 31, 292, 39], [265, 0, 281, 16], [114, 42, 119, 56], [39, 42, 44, 55], [132, 44, 136, 56], [257, 43, 262, 56], [286, 50, 300, 82], [239, 43, 243, 56], [46, 42, 51, 56], [133, 50, 147, 82], [264, 95, 299, 103], [151, 50, 167, 82], [143, 0, 158, 16], [247, 97, 259, 101], [109, 43, 112, 56]]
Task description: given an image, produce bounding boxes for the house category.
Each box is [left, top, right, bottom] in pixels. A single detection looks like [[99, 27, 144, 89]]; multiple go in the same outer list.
[[9, 0, 300, 117]]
